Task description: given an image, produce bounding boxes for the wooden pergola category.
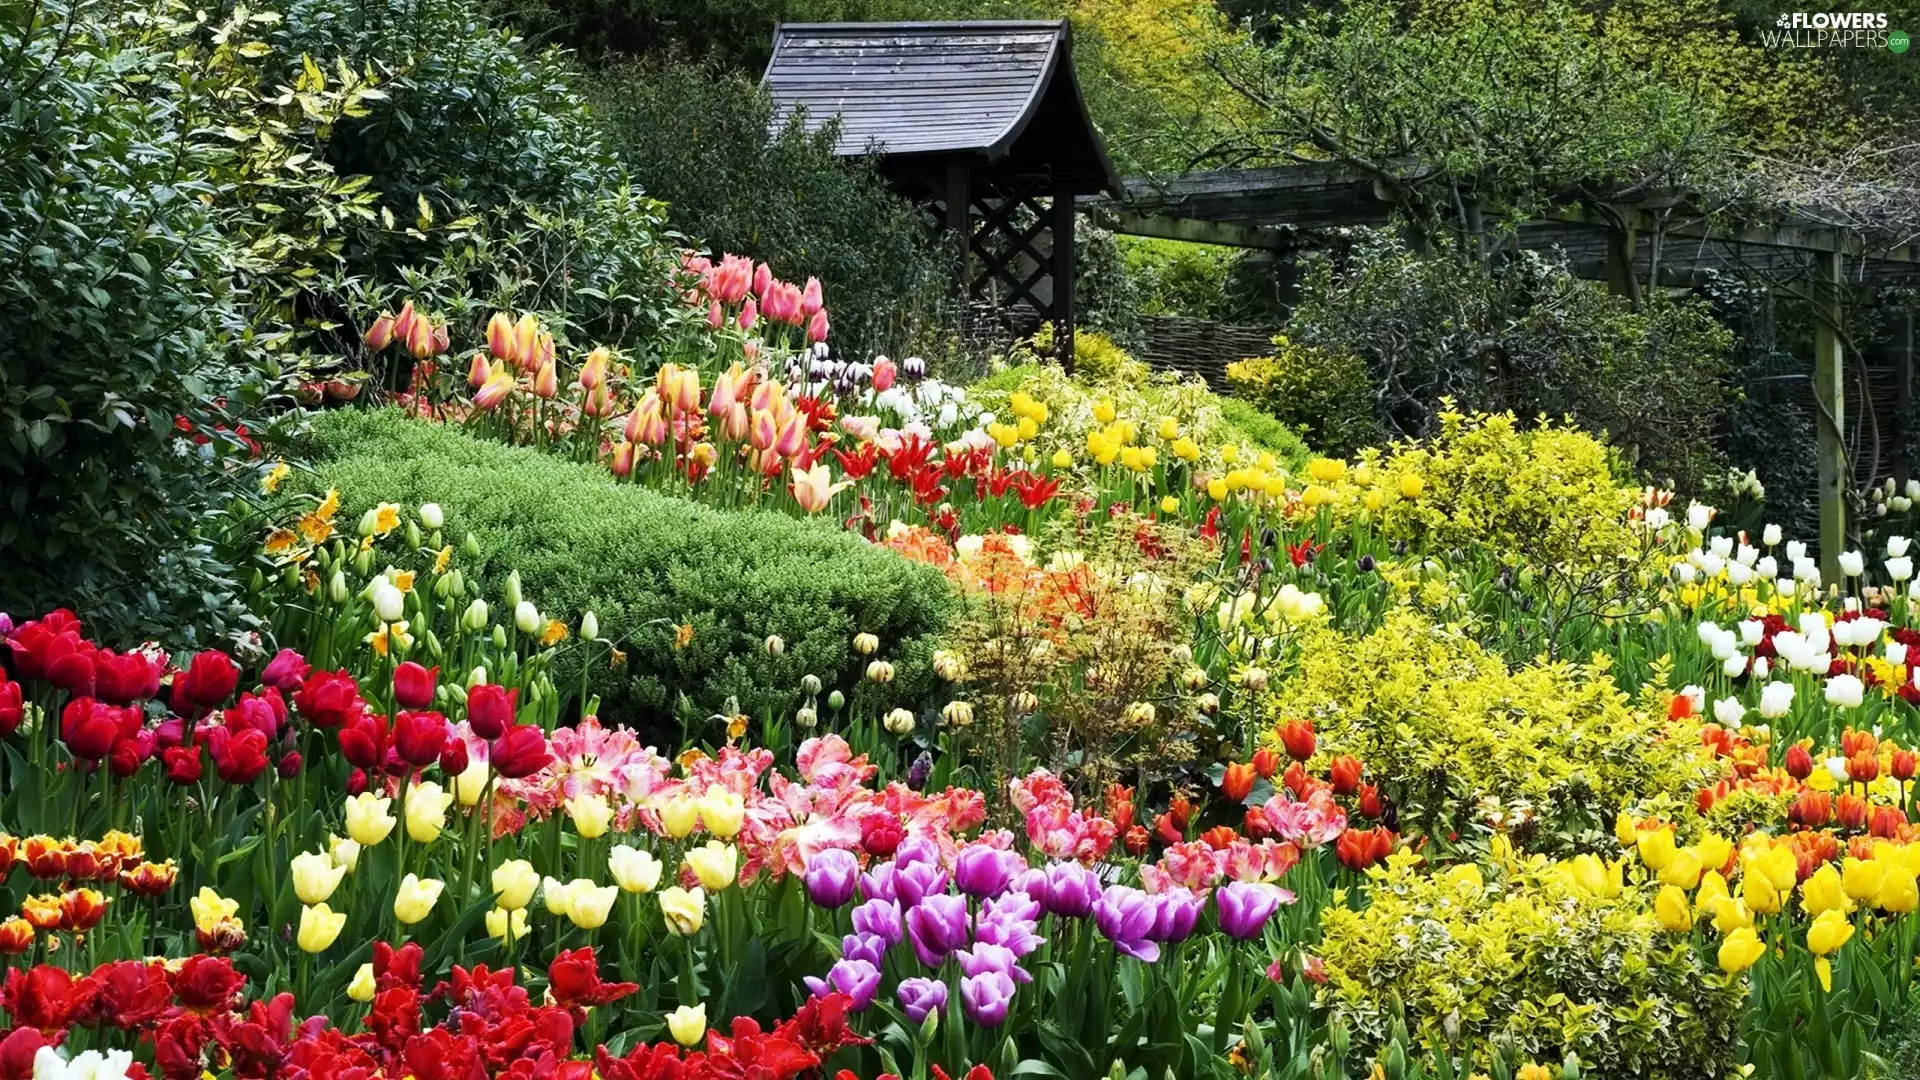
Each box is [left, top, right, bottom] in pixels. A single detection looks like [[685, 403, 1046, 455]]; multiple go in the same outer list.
[[764, 20, 1122, 365], [1090, 163, 1920, 577]]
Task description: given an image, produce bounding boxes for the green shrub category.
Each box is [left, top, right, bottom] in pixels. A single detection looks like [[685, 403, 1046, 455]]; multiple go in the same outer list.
[[1318, 857, 1745, 1079], [1225, 337, 1378, 456], [301, 409, 957, 731], [0, 0, 281, 643], [1215, 398, 1310, 463], [588, 57, 943, 359]]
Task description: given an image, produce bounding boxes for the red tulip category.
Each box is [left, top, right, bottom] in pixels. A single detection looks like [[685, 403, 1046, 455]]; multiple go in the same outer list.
[[4, 609, 82, 680], [1784, 744, 1814, 779], [438, 738, 468, 777], [1328, 756, 1363, 795], [547, 947, 638, 1008], [162, 746, 203, 786], [489, 723, 551, 779], [1357, 784, 1384, 819], [393, 662, 437, 710], [466, 684, 518, 740], [206, 726, 270, 785], [92, 651, 158, 704], [337, 713, 391, 772], [1278, 720, 1316, 762], [108, 736, 147, 778], [0, 681, 21, 737], [1894, 749, 1918, 782], [1848, 748, 1880, 784], [294, 669, 364, 729], [260, 648, 311, 693], [1870, 804, 1907, 839], [45, 641, 98, 696], [1788, 790, 1831, 828], [173, 956, 245, 1013], [60, 698, 137, 761], [1250, 747, 1280, 780], [1835, 793, 1870, 830], [392, 709, 449, 767], [1242, 807, 1273, 839], [859, 814, 904, 859], [176, 650, 239, 709], [277, 751, 304, 779]]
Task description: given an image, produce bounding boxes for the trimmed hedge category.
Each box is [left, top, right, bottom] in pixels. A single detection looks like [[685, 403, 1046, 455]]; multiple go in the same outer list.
[[299, 409, 956, 734]]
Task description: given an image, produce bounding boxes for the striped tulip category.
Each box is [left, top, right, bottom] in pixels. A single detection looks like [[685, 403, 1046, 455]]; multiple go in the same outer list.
[[578, 347, 610, 391], [708, 366, 740, 418], [364, 311, 396, 351], [532, 360, 558, 400], [467, 353, 491, 389], [405, 313, 437, 359], [773, 412, 807, 458], [474, 372, 514, 410], [749, 409, 778, 452], [723, 402, 749, 442], [487, 312, 518, 364], [391, 300, 418, 344], [512, 314, 540, 369], [611, 441, 636, 478]]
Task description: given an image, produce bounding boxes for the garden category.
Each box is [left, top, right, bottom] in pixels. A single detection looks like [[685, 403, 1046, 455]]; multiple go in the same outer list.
[[7, 0, 1920, 1077]]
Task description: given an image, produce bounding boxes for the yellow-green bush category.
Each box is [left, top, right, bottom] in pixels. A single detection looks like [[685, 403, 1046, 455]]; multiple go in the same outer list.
[[1225, 336, 1377, 455], [1318, 858, 1744, 1078], [1264, 609, 1720, 853]]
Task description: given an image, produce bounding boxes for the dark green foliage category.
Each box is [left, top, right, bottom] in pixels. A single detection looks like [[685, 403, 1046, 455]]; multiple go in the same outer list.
[[302, 408, 956, 734], [1287, 231, 1736, 490], [588, 57, 943, 359], [0, 0, 276, 642]]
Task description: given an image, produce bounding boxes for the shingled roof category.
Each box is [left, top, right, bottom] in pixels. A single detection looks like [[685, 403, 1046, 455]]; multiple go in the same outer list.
[[763, 20, 1120, 194]]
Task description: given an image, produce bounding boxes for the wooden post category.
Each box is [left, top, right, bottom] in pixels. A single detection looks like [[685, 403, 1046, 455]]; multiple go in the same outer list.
[[945, 163, 971, 327], [1051, 188, 1076, 373], [1604, 222, 1639, 306], [1813, 250, 1847, 583]]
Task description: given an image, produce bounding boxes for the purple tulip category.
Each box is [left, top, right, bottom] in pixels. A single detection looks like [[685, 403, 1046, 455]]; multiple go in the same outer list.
[[805, 848, 861, 908], [894, 835, 941, 867], [851, 897, 903, 945], [954, 845, 1017, 899], [861, 862, 899, 903], [983, 889, 1042, 925], [906, 893, 971, 967], [958, 942, 1030, 984], [894, 860, 951, 908], [1009, 866, 1049, 900], [842, 931, 888, 966], [1043, 862, 1101, 918], [975, 910, 1045, 958], [1148, 888, 1204, 944], [260, 648, 311, 692], [804, 957, 882, 1011], [907, 750, 932, 791], [960, 969, 1017, 1026], [1215, 881, 1284, 941], [897, 976, 948, 1025], [1093, 885, 1160, 962]]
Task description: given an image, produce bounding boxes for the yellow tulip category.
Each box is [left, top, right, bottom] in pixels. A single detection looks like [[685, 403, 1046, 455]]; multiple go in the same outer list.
[[1613, 812, 1638, 848], [685, 841, 738, 891], [697, 788, 745, 840], [1877, 866, 1920, 912], [486, 905, 529, 945], [1171, 437, 1200, 462], [1752, 844, 1798, 891], [1049, 448, 1073, 469], [347, 963, 376, 1003], [1799, 863, 1852, 917], [1092, 400, 1116, 424], [1398, 473, 1425, 499], [1159, 496, 1180, 515], [1808, 907, 1856, 992], [566, 881, 618, 929], [492, 859, 539, 911], [452, 758, 492, 807], [1843, 857, 1885, 902], [1306, 458, 1346, 483], [190, 887, 240, 935], [297, 903, 347, 953], [565, 795, 614, 840], [1653, 885, 1693, 932], [1695, 870, 1731, 918], [405, 781, 456, 844], [328, 834, 361, 872], [1636, 827, 1677, 872], [1717, 926, 1766, 973], [660, 886, 707, 936], [1220, 444, 1239, 464], [1742, 867, 1783, 916], [291, 850, 346, 906], [393, 873, 444, 924], [1694, 834, 1733, 874], [345, 793, 396, 847], [610, 845, 663, 893], [1206, 478, 1229, 502], [1709, 895, 1754, 935], [666, 1003, 706, 1047], [1658, 848, 1705, 890], [543, 876, 575, 917], [661, 797, 700, 840]]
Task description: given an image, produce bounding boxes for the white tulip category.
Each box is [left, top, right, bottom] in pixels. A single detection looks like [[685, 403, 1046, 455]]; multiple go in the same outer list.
[[1888, 642, 1909, 667], [1889, 535, 1912, 558], [1763, 523, 1783, 546], [1738, 620, 1766, 647], [1687, 502, 1714, 531], [1759, 681, 1795, 718], [1839, 550, 1865, 577], [1888, 556, 1914, 582], [1713, 697, 1746, 727], [515, 601, 540, 634], [372, 581, 405, 623], [419, 503, 444, 529], [1722, 653, 1748, 678], [1736, 543, 1759, 567], [1709, 536, 1734, 558]]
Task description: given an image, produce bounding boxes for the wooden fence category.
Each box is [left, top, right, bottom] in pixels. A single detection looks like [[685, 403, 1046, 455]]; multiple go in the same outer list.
[[1132, 316, 1278, 393]]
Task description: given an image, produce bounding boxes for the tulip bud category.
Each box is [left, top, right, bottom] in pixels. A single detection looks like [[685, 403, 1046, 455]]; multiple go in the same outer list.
[[581, 611, 600, 641], [765, 634, 785, 657], [801, 674, 823, 695], [505, 569, 523, 610], [828, 690, 845, 711], [492, 625, 508, 649], [464, 532, 482, 559], [515, 601, 540, 634], [463, 598, 489, 631], [884, 708, 915, 735]]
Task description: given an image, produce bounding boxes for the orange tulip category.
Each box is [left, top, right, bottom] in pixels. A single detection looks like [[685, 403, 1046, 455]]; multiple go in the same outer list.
[[0, 917, 32, 954], [405, 314, 437, 359], [611, 441, 637, 478], [60, 888, 108, 932], [532, 360, 559, 400], [363, 311, 396, 351], [467, 353, 492, 389], [1279, 720, 1316, 762], [709, 367, 740, 418], [723, 402, 749, 442], [1251, 746, 1280, 780], [578, 347, 610, 391], [1220, 761, 1256, 802], [487, 312, 518, 365], [512, 314, 540, 368], [474, 372, 515, 410]]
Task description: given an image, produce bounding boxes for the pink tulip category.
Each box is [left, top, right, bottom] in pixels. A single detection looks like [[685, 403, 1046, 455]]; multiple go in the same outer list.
[[405, 314, 437, 359], [611, 441, 636, 478], [474, 372, 514, 410], [623, 403, 647, 443], [487, 313, 517, 364], [738, 297, 758, 333], [709, 367, 740, 418], [752, 261, 773, 299], [706, 299, 724, 331], [430, 321, 450, 356], [872, 357, 897, 393], [807, 309, 830, 344], [723, 402, 750, 441], [774, 412, 807, 458], [636, 398, 668, 445], [578, 347, 610, 391], [801, 277, 823, 317], [532, 360, 558, 400], [467, 353, 491, 389], [392, 300, 418, 344], [364, 311, 396, 351], [582, 382, 614, 419], [790, 463, 849, 513], [750, 409, 778, 452], [743, 339, 761, 362]]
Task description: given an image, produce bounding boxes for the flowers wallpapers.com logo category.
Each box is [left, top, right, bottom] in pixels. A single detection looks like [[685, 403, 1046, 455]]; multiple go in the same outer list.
[[1763, 11, 1908, 49]]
